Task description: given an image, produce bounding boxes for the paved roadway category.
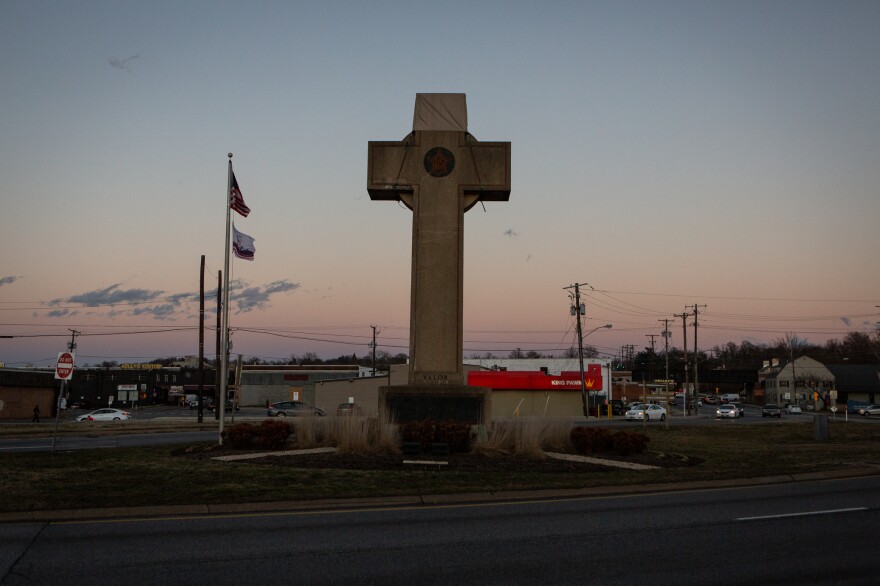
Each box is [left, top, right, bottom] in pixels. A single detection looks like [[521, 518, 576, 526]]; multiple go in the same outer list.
[[1, 475, 877, 585], [1, 404, 874, 454]]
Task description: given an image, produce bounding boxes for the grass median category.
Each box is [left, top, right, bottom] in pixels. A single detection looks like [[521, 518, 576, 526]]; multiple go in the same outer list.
[[2, 419, 879, 514]]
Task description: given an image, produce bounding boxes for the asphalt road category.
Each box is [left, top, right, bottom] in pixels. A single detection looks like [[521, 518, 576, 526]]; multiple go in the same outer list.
[[0, 431, 219, 453], [2, 403, 874, 454], [1, 475, 877, 585]]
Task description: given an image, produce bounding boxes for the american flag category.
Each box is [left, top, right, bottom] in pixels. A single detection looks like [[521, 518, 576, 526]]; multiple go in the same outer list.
[[230, 171, 250, 217]]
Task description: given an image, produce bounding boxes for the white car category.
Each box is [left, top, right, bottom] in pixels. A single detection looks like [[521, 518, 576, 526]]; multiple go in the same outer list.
[[863, 405, 880, 416], [716, 404, 738, 419], [785, 404, 802, 415], [76, 408, 132, 422], [625, 404, 666, 421]]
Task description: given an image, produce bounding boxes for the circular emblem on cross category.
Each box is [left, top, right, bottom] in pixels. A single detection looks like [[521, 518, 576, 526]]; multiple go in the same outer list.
[[424, 147, 455, 177]]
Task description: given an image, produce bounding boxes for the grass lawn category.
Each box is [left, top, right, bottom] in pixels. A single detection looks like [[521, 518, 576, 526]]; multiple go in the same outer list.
[[2, 419, 879, 514]]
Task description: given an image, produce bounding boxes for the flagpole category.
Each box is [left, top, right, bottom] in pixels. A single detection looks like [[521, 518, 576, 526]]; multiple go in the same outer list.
[[219, 153, 233, 444]]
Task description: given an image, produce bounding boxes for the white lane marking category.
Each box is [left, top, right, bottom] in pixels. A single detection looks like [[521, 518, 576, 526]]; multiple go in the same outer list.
[[737, 507, 867, 521]]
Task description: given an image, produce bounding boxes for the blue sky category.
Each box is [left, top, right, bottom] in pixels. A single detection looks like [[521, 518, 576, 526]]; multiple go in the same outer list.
[[1, 1, 878, 366]]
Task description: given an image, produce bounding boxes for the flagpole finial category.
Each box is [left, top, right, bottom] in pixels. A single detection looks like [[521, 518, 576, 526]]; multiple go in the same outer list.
[[228, 152, 233, 159]]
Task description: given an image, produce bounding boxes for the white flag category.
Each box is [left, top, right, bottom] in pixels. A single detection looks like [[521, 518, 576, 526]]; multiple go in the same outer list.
[[232, 225, 255, 261]]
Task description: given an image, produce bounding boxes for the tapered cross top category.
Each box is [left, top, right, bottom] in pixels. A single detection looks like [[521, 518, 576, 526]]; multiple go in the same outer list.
[[367, 94, 511, 386]]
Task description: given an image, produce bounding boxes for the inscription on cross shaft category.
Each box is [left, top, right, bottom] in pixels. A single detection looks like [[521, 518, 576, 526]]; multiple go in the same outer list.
[[367, 94, 511, 393]]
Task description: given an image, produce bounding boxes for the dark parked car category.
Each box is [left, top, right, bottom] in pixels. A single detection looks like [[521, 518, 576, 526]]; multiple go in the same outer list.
[[267, 401, 325, 417], [607, 400, 626, 416], [762, 404, 781, 418]]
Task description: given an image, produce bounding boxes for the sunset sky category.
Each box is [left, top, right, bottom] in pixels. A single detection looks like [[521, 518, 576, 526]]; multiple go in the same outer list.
[[2, 1, 878, 367]]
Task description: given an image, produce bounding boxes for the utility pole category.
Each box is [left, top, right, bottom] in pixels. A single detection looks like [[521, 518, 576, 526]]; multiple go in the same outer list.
[[624, 345, 636, 371], [675, 311, 690, 414], [659, 318, 672, 416], [370, 325, 380, 376], [693, 304, 707, 404], [659, 319, 671, 381], [563, 283, 589, 418], [645, 334, 657, 382]]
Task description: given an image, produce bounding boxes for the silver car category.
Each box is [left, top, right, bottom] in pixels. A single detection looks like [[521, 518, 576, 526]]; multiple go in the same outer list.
[[625, 404, 666, 421], [267, 401, 325, 417], [76, 408, 131, 422]]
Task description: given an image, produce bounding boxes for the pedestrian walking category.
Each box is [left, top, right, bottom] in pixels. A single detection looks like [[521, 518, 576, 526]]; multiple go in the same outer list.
[[32, 404, 41, 423]]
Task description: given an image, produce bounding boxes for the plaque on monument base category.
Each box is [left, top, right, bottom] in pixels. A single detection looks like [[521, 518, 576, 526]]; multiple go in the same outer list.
[[379, 385, 491, 426]]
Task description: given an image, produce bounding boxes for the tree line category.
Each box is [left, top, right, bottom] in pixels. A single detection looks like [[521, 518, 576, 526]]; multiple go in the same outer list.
[[90, 330, 878, 372]]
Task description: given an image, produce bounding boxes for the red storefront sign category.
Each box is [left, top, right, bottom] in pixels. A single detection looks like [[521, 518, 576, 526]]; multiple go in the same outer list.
[[468, 365, 603, 390]]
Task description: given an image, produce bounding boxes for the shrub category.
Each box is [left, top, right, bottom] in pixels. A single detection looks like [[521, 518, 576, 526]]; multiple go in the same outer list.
[[611, 430, 649, 456], [221, 423, 256, 449], [398, 419, 472, 454], [256, 419, 293, 449], [570, 428, 649, 456], [569, 427, 614, 455], [435, 420, 471, 453], [221, 420, 293, 450]]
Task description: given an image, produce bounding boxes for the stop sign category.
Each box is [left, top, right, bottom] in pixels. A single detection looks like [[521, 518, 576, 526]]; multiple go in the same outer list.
[[55, 351, 75, 380]]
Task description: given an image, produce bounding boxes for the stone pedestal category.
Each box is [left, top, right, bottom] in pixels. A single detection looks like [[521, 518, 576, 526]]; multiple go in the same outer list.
[[380, 385, 491, 426]]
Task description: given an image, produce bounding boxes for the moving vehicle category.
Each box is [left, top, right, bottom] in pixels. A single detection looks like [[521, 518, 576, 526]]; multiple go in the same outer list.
[[267, 401, 325, 417], [76, 408, 131, 422], [858, 404, 880, 416], [785, 404, 802, 415], [625, 404, 666, 421], [762, 404, 782, 418], [208, 399, 239, 412], [728, 403, 745, 417], [719, 393, 741, 403], [716, 404, 738, 419], [188, 397, 212, 409], [863, 405, 880, 416]]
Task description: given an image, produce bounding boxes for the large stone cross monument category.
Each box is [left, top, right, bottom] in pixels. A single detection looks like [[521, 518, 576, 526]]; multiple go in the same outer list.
[[368, 93, 511, 423]]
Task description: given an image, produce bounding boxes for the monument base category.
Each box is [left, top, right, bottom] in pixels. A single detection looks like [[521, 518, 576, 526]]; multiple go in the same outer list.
[[379, 385, 491, 426]]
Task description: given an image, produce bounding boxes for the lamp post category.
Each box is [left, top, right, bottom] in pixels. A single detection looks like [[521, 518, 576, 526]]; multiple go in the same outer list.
[[578, 323, 613, 418]]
